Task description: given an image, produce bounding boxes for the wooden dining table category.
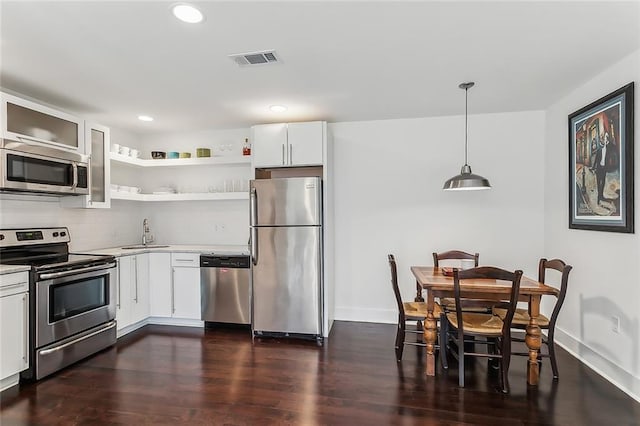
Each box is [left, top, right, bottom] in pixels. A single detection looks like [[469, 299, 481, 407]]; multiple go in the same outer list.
[[410, 266, 559, 386]]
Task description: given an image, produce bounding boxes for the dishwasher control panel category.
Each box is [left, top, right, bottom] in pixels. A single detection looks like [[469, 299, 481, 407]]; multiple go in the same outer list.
[[200, 255, 250, 268]]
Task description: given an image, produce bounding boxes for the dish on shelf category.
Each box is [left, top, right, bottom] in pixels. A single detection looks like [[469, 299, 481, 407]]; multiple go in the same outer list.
[[151, 151, 166, 159], [196, 148, 211, 157], [179, 152, 191, 158], [167, 151, 179, 159]]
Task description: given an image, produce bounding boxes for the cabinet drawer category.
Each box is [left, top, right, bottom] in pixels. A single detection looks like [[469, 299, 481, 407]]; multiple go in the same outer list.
[[0, 272, 29, 298], [171, 253, 200, 267]]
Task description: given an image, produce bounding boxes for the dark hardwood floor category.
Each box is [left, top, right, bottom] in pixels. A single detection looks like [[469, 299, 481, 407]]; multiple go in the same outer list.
[[1, 321, 638, 425]]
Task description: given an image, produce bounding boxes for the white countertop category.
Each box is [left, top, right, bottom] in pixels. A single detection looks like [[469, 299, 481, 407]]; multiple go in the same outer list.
[[0, 264, 31, 275], [80, 244, 249, 257]]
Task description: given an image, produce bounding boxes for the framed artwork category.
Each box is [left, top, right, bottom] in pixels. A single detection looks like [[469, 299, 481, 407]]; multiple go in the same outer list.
[[569, 82, 634, 233]]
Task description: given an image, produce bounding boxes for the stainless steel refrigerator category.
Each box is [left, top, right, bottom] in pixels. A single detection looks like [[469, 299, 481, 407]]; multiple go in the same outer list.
[[250, 177, 323, 342]]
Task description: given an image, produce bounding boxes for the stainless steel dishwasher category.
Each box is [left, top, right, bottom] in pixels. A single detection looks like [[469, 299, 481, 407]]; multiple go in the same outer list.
[[200, 254, 251, 325]]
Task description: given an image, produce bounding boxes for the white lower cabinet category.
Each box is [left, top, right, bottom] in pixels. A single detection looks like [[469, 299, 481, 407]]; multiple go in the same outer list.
[[147, 252, 201, 322], [171, 253, 201, 320], [0, 272, 29, 391], [149, 253, 172, 317], [116, 254, 150, 331]]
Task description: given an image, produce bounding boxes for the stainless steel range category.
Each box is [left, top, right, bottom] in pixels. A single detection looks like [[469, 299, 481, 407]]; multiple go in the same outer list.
[[0, 227, 117, 380]]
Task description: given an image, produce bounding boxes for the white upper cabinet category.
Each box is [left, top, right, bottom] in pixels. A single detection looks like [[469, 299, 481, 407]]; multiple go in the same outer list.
[[251, 123, 288, 167], [1, 92, 84, 153], [61, 122, 111, 208], [252, 121, 325, 168], [287, 121, 324, 166]]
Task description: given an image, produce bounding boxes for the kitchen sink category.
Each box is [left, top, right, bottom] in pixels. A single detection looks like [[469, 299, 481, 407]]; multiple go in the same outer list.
[[121, 244, 170, 250]]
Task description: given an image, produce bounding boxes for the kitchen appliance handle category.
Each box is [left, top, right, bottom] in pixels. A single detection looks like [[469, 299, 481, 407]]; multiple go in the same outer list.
[[133, 256, 138, 303], [249, 187, 258, 226], [289, 143, 292, 164], [71, 162, 78, 190], [23, 294, 28, 362], [251, 227, 258, 266], [249, 187, 258, 265], [282, 144, 285, 165], [38, 321, 116, 356], [39, 262, 117, 280]]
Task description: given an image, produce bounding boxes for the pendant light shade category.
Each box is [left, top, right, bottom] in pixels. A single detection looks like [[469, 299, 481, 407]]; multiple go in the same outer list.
[[443, 82, 491, 191]]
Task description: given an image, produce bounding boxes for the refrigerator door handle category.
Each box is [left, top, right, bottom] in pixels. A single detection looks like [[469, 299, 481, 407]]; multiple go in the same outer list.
[[251, 227, 258, 265], [250, 187, 258, 226], [250, 187, 259, 265]]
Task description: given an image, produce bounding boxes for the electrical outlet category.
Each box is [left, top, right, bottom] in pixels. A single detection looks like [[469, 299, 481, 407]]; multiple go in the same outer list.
[[611, 316, 620, 333]]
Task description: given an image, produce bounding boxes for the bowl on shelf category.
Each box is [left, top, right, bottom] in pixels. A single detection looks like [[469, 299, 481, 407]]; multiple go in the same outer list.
[[179, 152, 191, 158], [151, 151, 166, 159], [167, 151, 179, 159], [196, 148, 211, 158]]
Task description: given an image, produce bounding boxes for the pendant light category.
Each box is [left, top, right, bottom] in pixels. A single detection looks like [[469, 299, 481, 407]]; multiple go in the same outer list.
[[443, 82, 491, 191]]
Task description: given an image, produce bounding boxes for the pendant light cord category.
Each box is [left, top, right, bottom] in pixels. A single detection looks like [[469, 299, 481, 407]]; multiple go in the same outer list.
[[464, 86, 468, 166]]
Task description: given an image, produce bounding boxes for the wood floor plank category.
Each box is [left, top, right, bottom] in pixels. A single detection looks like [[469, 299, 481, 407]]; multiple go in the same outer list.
[[1, 322, 638, 425]]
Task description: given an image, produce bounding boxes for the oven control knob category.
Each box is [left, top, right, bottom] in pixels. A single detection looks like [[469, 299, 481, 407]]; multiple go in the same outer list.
[[0, 234, 4, 240], [53, 232, 59, 237], [60, 231, 67, 237]]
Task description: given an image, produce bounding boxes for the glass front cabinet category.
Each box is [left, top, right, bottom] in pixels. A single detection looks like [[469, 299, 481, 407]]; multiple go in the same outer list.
[[1, 92, 84, 152], [62, 122, 111, 209]]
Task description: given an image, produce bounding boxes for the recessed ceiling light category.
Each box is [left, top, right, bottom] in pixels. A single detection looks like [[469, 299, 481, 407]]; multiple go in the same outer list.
[[172, 4, 204, 23], [269, 105, 287, 113], [138, 115, 154, 122]]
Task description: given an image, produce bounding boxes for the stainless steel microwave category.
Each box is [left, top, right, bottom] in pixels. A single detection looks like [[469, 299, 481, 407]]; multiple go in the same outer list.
[[0, 139, 89, 195]]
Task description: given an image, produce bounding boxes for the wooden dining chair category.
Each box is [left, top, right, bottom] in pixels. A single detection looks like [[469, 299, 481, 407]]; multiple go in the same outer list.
[[388, 254, 447, 369], [432, 250, 492, 313], [444, 266, 523, 393], [493, 258, 572, 379]]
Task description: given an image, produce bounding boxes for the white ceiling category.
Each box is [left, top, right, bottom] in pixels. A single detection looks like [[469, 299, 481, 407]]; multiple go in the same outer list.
[[1, 1, 639, 136]]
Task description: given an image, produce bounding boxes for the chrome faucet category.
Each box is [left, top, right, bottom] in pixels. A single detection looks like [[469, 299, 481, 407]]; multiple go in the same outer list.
[[142, 218, 153, 245]]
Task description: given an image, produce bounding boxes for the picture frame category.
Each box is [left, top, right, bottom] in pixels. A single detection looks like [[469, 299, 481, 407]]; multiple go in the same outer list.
[[568, 82, 634, 233]]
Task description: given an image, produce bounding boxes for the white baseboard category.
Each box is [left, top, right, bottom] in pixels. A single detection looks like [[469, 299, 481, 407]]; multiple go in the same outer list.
[[555, 327, 640, 403], [147, 317, 204, 327], [116, 319, 148, 338], [0, 373, 20, 392], [334, 306, 396, 324]]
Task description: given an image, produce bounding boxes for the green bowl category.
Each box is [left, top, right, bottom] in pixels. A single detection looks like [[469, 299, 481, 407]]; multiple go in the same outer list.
[[196, 148, 211, 158]]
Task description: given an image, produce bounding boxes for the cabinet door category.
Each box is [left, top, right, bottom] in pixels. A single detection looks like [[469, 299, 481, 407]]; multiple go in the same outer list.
[[172, 267, 201, 319], [149, 253, 172, 317], [287, 121, 324, 166], [87, 123, 111, 208], [61, 122, 111, 209], [252, 123, 288, 167], [0, 292, 29, 379], [1, 92, 83, 152], [130, 254, 150, 324], [116, 256, 133, 330]]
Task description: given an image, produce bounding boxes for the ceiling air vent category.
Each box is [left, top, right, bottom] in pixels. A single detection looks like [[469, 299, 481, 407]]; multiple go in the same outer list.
[[229, 50, 281, 67]]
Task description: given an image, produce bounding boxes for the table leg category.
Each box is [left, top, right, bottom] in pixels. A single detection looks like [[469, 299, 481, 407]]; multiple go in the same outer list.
[[423, 288, 437, 376], [525, 296, 542, 385]]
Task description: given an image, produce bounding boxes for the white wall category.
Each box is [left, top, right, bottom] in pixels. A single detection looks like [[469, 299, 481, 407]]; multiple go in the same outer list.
[[330, 111, 546, 323], [543, 49, 640, 401]]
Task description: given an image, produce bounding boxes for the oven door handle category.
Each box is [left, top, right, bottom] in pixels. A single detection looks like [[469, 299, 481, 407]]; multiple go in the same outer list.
[[38, 262, 117, 280], [38, 321, 116, 356]]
